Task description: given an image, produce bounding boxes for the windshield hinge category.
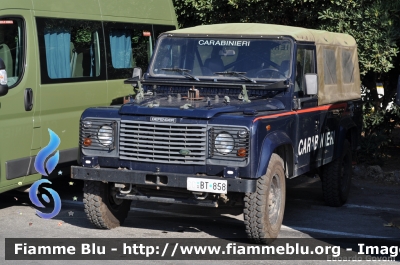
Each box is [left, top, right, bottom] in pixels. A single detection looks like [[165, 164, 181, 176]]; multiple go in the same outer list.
[[239, 85, 251, 103], [135, 81, 144, 102]]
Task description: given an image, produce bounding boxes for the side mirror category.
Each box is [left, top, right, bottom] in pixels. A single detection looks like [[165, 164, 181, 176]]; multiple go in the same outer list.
[[304, 73, 317, 96], [0, 58, 9, 96], [395, 75, 400, 106], [132, 67, 142, 79], [123, 67, 143, 85]]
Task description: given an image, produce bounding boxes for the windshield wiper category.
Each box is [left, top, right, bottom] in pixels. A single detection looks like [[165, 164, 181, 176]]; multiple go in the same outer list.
[[161, 67, 200, 81], [214, 71, 256, 83]]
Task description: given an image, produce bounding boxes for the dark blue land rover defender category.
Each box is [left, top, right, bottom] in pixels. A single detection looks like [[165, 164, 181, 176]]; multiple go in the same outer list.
[[71, 23, 363, 243]]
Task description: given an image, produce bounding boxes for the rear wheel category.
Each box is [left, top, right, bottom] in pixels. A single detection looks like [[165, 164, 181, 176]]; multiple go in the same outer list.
[[321, 140, 352, 207], [83, 180, 131, 229], [243, 153, 286, 244]]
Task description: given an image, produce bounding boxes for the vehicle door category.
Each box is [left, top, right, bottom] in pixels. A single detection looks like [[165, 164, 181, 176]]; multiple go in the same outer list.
[[0, 11, 39, 191], [294, 45, 323, 173]]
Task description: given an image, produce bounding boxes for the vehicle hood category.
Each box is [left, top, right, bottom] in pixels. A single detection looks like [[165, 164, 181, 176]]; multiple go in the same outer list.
[[119, 94, 285, 119]]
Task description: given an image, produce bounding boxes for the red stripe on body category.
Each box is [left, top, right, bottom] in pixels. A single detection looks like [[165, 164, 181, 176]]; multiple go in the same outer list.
[[253, 103, 347, 122]]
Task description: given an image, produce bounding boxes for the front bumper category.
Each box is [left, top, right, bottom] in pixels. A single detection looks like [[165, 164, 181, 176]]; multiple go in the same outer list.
[[71, 166, 256, 193]]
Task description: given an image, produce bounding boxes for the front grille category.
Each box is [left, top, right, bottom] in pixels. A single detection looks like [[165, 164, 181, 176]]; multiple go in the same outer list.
[[119, 120, 207, 165]]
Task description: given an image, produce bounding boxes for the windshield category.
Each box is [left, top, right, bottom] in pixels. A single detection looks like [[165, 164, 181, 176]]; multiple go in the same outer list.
[[149, 36, 293, 81]]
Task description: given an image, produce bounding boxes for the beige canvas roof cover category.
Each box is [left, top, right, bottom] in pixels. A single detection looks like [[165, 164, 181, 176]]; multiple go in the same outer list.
[[166, 23, 361, 105]]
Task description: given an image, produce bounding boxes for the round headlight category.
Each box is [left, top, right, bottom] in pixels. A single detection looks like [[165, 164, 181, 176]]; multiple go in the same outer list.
[[215, 133, 234, 154], [97, 125, 113, 146]]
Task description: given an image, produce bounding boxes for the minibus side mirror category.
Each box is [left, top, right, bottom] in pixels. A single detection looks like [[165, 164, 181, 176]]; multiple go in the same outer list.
[[0, 58, 9, 96]]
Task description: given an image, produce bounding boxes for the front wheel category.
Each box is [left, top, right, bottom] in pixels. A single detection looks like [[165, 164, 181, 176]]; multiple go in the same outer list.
[[83, 181, 131, 229], [243, 153, 286, 244], [321, 140, 352, 207]]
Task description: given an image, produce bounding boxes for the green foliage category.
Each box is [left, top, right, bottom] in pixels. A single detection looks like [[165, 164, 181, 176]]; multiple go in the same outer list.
[[360, 106, 400, 163], [361, 85, 400, 162], [173, 0, 323, 28], [73, 28, 91, 48], [318, 0, 400, 162], [173, 0, 400, 77], [319, 0, 400, 76]]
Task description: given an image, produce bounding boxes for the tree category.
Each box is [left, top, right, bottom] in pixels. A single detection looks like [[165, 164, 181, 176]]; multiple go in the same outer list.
[[318, 0, 400, 161], [173, 0, 325, 28]]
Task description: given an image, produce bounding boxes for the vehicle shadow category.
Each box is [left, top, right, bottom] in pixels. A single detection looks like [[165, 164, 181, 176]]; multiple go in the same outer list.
[[3, 174, 400, 249], [52, 175, 325, 243]]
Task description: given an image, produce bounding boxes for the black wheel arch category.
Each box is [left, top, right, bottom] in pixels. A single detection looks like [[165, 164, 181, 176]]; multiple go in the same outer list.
[[335, 116, 359, 162]]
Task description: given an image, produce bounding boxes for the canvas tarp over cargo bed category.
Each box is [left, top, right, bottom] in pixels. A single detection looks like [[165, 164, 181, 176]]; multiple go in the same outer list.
[[166, 23, 361, 106]]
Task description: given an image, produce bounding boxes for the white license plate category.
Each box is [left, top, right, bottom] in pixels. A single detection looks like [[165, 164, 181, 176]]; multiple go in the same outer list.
[[187, 177, 227, 194]]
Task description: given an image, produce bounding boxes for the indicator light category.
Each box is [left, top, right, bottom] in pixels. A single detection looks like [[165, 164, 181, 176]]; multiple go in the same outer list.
[[237, 148, 247, 157], [83, 138, 92, 147]]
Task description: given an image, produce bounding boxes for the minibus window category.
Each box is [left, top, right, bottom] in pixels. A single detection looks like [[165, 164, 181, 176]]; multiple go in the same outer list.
[[110, 29, 132, 69], [0, 18, 24, 87], [44, 27, 71, 79], [36, 18, 105, 84], [104, 22, 154, 79]]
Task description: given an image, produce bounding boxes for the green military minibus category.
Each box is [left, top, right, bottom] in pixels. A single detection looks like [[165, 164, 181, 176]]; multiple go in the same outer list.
[[0, 0, 177, 193]]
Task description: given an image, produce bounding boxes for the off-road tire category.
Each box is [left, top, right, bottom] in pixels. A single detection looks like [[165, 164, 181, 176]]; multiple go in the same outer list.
[[321, 140, 352, 207], [83, 180, 131, 229], [244, 153, 286, 244]]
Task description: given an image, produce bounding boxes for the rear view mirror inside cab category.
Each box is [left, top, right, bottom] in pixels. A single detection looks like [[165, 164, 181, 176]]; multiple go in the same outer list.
[[304, 73, 317, 96], [219, 49, 235, 56]]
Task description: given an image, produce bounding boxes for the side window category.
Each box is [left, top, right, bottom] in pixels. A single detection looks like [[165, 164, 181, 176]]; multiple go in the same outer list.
[[36, 18, 105, 84], [323, 48, 337, 84], [104, 22, 154, 79], [296, 47, 315, 94], [342, 49, 355, 83], [0, 18, 24, 87]]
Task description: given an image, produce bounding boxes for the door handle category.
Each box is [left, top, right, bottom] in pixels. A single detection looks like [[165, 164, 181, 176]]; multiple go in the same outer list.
[[24, 88, 33, 111]]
